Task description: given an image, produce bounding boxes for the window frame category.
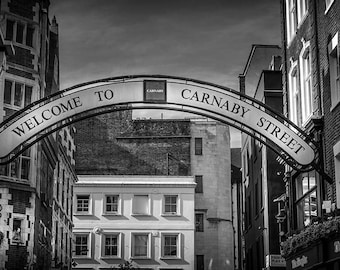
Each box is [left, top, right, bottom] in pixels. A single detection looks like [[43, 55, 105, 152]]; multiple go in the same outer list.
[[328, 32, 340, 110], [160, 232, 181, 259], [299, 40, 313, 125], [103, 194, 121, 215], [74, 194, 92, 215], [297, 0, 308, 26], [1, 148, 31, 180], [101, 233, 121, 258], [162, 195, 181, 216], [5, 18, 35, 48], [194, 137, 203, 155], [3, 78, 33, 110], [195, 175, 203, 193], [195, 213, 204, 232], [132, 194, 151, 216], [286, 0, 297, 45], [288, 59, 299, 125], [74, 233, 91, 258], [130, 232, 151, 259], [294, 171, 318, 229]]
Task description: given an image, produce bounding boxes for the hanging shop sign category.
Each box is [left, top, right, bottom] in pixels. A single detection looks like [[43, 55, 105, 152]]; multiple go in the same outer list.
[[0, 76, 316, 167]]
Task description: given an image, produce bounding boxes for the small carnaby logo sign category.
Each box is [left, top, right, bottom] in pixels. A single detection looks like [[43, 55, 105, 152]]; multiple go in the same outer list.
[[291, 256, 308, 269]]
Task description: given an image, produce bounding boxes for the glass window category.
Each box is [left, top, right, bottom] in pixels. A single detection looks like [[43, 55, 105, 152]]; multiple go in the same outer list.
[[297, 0, 308, 24], [132, 234, 149, 258], [26, 25, 34, 47], [164, 195, 177, 214], [3, 79, 33, 109], [76, 195, 90, 213], [75, 234, 89, 257], [195, 175, 203, 193], [132, 195, 149, 215], [105, 195, 119, 213], [286, 0, 297, 43], [195, 213, 204, 232], [104, 234, 118, 257], [288, 60, 299, 124], [5, 19, 14, 40], [16, 23, 24, 43], [299, 41, 313, 124], [5, 19, 35, 47], [295, 171, 318, 229], [195, 138, 203, 155], [162, 234, 179, 258], [0, 149, 31, 180]]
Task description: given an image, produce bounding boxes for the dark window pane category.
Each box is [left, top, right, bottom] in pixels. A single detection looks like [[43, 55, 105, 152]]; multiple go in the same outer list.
[[195, 175, 203, 193], [6, 20, 14, 40], [24, 86, 32, 107], [16, 23, 24, 43], [14, 83, 23, 106], [4, 80, 12, 104], [195, 138, 203, 155], [26, 25, 34, 46], [195, 213, 204, 232]]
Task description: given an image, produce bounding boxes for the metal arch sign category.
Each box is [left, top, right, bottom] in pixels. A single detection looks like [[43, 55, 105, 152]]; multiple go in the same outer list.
[[0, 75, 316, 167]]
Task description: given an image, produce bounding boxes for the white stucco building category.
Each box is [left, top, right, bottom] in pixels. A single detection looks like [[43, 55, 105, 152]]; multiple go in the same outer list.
[[73, 175, 196, 270]]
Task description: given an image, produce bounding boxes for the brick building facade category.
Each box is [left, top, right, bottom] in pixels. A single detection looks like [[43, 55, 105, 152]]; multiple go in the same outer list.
[[0, 1, 76, 269], [279, 0, 340, 269]]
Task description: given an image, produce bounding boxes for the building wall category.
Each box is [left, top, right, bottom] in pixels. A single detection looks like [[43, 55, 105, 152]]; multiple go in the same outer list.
[[191, 120, 234, 270], [0, 0, 56, 269], [73, 175, 195, 270], [75, 114, 191, 176], [315, 0, 340, 204]]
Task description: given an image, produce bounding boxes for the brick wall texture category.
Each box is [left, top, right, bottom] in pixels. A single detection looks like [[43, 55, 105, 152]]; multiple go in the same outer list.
[[316, 0, 340, 201], [75, 111, 191, 175]]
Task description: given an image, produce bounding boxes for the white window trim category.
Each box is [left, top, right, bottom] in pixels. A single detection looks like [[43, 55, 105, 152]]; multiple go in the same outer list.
[[162, 194, 182, 217], [286, 0, 297, 46], [74, 232, 92, 258], [160, 232, 182, 260], [74, 194, 92, 216], [299, 39, 313, 125], [325, 0, 335, 14], [132, 194, 152, 216], [288, 58, 299, 125], [328, 32, 340, 110], [334, 141, 340, 209], [102, 194, 122, 216], [100, 232, 122, 259], [130, 232, 152, 259], [297, 0, 308, 27]]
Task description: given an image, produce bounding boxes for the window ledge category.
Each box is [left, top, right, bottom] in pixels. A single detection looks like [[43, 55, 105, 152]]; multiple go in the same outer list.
[[160, 256, 181, 260], [131, 214, 152, 217], [74, 212, 92, 216], [161, 213, 181, 217], [102, 213, 122, 216], [73, 255, 91, 259], [100, 256, 121, 259], [130, 256, 151, 260]]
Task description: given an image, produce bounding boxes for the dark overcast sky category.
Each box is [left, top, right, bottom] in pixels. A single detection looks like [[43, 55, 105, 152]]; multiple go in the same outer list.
[[49, 0, 281, 147], [49, 0, 281, 90]]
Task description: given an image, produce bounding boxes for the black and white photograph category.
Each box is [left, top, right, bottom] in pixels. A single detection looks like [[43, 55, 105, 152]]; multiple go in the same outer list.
[[0, 0, 339, 269]]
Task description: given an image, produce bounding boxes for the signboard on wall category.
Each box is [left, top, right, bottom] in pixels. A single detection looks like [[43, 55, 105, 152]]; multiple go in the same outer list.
[[144, 80, 167, 102]]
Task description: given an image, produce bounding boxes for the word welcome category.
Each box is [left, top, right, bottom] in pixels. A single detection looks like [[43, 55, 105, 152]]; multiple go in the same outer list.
[[12, 97, 82, 136]]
